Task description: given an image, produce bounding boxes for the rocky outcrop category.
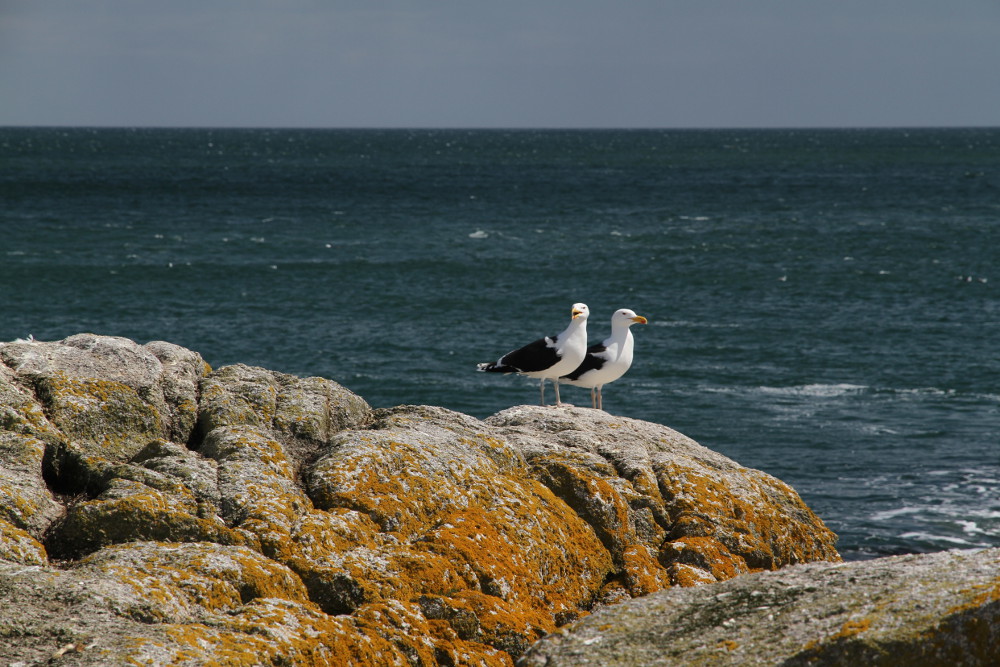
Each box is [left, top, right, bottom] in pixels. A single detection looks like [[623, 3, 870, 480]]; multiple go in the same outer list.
[[519, 547, 1000, 666], [486, 407, 839, 593], [1, 333, 842, 665]]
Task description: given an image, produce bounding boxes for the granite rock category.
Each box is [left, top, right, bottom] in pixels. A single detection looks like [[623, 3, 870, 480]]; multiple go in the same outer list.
[[1, 333, 846, 666], [519, 547, 1000, 666]]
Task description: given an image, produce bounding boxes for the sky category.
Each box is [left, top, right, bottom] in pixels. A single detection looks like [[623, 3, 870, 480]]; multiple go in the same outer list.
[[1, 0, 999, 128]]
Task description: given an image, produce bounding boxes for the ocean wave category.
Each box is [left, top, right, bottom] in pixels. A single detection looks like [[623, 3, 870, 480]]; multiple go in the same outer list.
[[756, 383, 867, 398], [897, 532, 982, 547], [701, 383, 1000, 403], [871, 387, 1000, 403], [696, 383, 868, 398], [870, 507, 922, 521], [651, 320, 742, 329], [871, 505, 1000, 522]]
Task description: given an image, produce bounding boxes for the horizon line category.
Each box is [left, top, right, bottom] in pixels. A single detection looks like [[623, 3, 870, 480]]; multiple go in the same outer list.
[[2, 124, 999, 132]]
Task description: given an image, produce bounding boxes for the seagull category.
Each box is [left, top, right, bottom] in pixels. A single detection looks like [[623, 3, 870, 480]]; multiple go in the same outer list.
[[477, 303, 590, 406], [561, 308, 647, 410]]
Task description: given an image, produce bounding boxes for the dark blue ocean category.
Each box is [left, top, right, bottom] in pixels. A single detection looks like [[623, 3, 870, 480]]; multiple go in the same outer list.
[[2, 127, 998, 561]]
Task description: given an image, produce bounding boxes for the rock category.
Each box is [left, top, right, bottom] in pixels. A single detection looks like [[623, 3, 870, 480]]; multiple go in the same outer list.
[[196, 363, 372, 470], [0, 334, 212, 496], [1, 333, 847, 666], [0, 363, 65, 547], [487, 405, 840, 595], [144, 340, 211, 443], [520, 547, 1000, 666], [0, 544, 435, 667], [303, 404, 616, 654], [0, 519, 48, 565]]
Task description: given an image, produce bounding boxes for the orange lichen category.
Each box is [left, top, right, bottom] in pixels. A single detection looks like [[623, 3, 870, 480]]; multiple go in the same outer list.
[[139, 604, 418, 667], [833, 617, 872, 640], [53, 489, 250, 559], [0, 518, 48, 565], [657, 461, 839, 579], [946, 578, 1000, 616], [660, 535, 747, 584], [619, 544, 672, 596]]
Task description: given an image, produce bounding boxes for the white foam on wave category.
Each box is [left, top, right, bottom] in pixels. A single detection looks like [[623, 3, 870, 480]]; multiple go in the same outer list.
[[897, 532, 979, 547], [957, 520, 984, 536], [876, 387, 1000, 403], [701, 382, 999, 404], [870, 506, 922, 521], [468, 230, 489, 239], [757, 384, 868, 398], [652, 320, 741, 329], [859, 424, 900, 435], [892, 387, 955, 397]]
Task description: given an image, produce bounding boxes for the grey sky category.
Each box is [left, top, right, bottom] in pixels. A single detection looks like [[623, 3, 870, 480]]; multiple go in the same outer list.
[[2, 0, 999, 128]]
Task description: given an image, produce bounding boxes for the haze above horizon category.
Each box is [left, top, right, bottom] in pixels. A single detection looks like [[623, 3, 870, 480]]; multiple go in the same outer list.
[[2, 1, 998, 129]]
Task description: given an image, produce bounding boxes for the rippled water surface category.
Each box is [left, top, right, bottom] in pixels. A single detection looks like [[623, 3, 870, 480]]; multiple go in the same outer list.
[[2, 127, 998, 560]]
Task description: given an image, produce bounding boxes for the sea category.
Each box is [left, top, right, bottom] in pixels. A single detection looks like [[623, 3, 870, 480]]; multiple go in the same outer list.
[[2, 127, 998, 561]]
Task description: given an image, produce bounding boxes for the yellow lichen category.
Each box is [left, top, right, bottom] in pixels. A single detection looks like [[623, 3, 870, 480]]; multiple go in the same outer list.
[[833, 617, 872, 640]]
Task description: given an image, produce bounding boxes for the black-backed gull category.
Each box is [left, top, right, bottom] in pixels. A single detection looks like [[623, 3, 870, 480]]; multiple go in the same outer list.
[[477, 303, 590, 406], [561, 308, 647, 410]]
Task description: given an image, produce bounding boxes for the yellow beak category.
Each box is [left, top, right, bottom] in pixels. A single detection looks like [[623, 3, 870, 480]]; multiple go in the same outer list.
[[632, 315, 648, 324], [572, 309, 584, 319]]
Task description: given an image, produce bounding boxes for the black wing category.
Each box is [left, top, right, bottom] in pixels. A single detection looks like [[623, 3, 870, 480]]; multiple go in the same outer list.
[[491, 335, 561, 373], [561, 343, 607, 381]]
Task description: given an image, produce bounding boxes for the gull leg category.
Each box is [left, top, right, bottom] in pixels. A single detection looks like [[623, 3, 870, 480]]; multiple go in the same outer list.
[[552, 380, 574, 407], [539, 379, 546, 406], [597, 386, 603, 411], [590, 387, 597, 409]]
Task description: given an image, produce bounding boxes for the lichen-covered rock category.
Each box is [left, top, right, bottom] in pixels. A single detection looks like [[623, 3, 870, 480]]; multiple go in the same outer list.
[[0, 334, 213, 495], [0, 360, 65, 446], [304, 405, 615, 655], [1, 335, 184, 446], [1, 333, 847, 666], [197, 363, 372, 469], [47, 476, 249, 560], [144, 340, 212, 443], [78, 541, 312, 622], [0, 545, 435, 667], [0, 519, 47, 565], [487, 405, 840, 595], [519, 547, 1000, 666], [0, 432, 62, 535], [0, 365, 65, 546]]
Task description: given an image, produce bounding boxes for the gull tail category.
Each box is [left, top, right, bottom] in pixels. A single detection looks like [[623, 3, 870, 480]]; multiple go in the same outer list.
[[477, 362, 517, 373]]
